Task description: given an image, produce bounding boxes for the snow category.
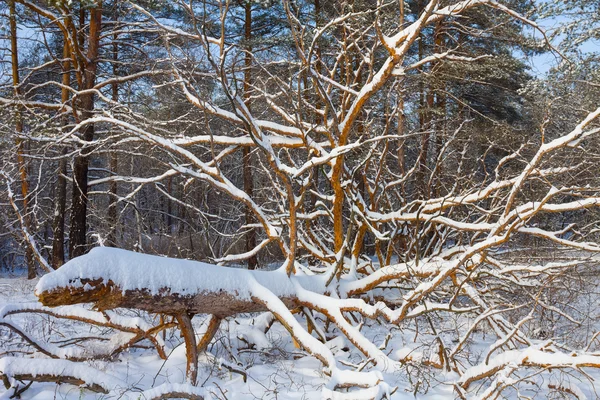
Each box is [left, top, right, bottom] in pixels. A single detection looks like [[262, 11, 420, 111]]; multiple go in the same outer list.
[[36, 247, 302, 301], [248, 279, 336, 369], [4, 268, 600, 399], [0, 302, 152, 331], [1, 276, 333, 399], [0, 357, 126, 392], [139, 383, 207, 399], [1, 246, 599, 399], [459, 346, 600, 388], [322, 384, 390, 400]]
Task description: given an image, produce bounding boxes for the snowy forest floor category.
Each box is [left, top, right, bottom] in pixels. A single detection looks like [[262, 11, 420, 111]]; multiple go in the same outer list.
[[2, 265, 600, 400]]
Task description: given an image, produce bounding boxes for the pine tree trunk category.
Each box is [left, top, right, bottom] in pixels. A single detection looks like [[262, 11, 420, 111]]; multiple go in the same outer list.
[[9, 0, 35, 278], [51, 40, 71, 268], [69, 3, 102, 258], [432, 21, 445, 197], [243, 0, 258, 270], [107, 4, 119, 247]]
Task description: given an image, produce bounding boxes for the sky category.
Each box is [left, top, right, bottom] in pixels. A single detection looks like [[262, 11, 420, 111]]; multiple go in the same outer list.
[[527, 12, 600, 76]]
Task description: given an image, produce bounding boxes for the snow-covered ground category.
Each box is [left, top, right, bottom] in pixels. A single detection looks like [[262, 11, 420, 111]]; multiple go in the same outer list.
[[0, 270, 470, 399], [2, 264, 600, 400]]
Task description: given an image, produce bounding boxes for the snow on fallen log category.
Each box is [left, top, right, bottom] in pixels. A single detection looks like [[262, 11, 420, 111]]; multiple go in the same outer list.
[[35, 247, 323, 316], [0, 357, 126, 393], [31, 247, 403, 392], [139, 383, 207, 399], [34, 248, 334, 386]]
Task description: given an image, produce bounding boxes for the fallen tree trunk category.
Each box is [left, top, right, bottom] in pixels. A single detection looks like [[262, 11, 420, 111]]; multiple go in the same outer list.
[[32, 247, 394, 397], [36, 247, 302, 317], [19, 246, 600, 399], [34, 247, 319, 388], [38, 278, 299, 317]]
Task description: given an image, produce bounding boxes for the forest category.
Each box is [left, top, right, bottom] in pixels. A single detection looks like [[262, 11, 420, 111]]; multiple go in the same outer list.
[[1, 0, 600, 398]]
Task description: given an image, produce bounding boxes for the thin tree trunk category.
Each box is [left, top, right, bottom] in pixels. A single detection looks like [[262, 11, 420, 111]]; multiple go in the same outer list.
[[395, 0, 408, 262], [415, 32, 431, 198], [397, 96, 405, 175], [9, 0, 35, 278], [243, 0, 258, 270], [307, 0, 321, 233], [432, 21, 445, 197], [414, 0, 435, 199], [166, 176, 173, 232], [107, 3, 119, 247], [51, 39, 71, 268], [69, 3, 102, 258], [331, 21, 351, 255]]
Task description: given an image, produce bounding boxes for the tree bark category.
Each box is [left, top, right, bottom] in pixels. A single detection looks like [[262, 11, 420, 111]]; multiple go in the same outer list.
[[69, 2, 102, 258], [197, 315, 221, 352], [9, 0, 35, 278], [51, 39, 71, 269], [175, 313, 198, 385], [432, 21, 445, 197], [37, 276, 299, 317], [107, 4, 119, 247], [243, 0, 258, 270], [0, 372, 107, 394]]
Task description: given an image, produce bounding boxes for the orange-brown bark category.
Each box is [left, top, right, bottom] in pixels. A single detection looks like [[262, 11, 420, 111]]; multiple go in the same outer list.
[[37, 278, 300, 318], [9, 0, 34, 278]]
